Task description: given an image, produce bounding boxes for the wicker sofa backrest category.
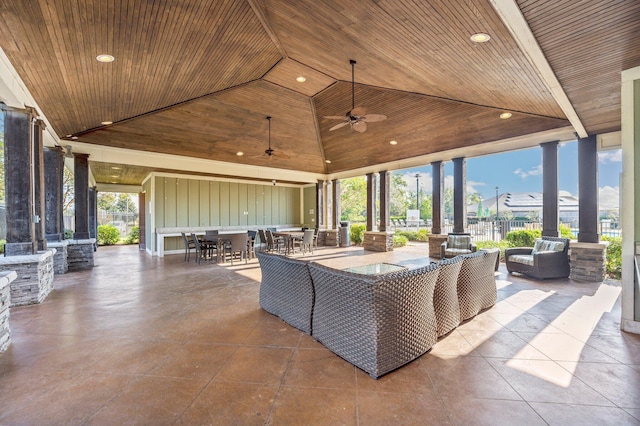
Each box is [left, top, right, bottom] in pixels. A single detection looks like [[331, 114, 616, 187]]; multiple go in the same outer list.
[[308, 262, 441, 379], [532, 238, 566, 254], [434, 256, 464, 336], [457, 250, 498, 321], [257, 251, 315, 334]]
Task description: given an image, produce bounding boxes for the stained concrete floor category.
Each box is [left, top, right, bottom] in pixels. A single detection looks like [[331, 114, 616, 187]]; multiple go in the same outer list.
[[1, 243, 639, 425]]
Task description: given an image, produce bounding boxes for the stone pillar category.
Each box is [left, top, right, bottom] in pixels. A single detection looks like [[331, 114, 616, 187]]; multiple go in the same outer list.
[[2, 105, 37, 255], [332, 179, 340, 230], [73, 153, 90, 240], [379, 170, 390, 232], [0, 271, 18, 353], [578, 135, 599, 243], [541, 141, 559, 237], [33, 119, 47, 251], [431, 161, 444, 234], [366, 173, 376, 232], [452, 157, 467, 234], [44, 146, 65, 242], [570, 241, 609, 282]]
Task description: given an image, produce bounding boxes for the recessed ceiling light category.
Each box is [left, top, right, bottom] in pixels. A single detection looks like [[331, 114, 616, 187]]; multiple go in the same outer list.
[[101, 121, 113, 125], [470, 33, 491, 43], [389, 140, 398, 145], [500, 112, 512, 119], [296, 76, 306, 83], [71, 136, 78, 140], [110, 175, 118, 178], [325, 160, 331, 163], [111, 166, 121, 170], [236, 151, 244, 156], [96, 54, 115, 63]]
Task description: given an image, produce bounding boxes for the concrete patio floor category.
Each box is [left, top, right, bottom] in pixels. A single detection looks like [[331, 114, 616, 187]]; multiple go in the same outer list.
[[1, 243, 639, 425]]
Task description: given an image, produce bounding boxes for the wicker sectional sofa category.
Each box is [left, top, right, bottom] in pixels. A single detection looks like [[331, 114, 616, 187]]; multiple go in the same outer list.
[[257, 249, 499, 378]]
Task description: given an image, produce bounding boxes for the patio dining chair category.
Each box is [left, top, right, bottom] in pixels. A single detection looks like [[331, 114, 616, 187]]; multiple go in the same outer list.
[[189, 233, 207, 264], [294, 229, 315, 255], [181, 232, 196, 262], [227, 233, 249, 265]]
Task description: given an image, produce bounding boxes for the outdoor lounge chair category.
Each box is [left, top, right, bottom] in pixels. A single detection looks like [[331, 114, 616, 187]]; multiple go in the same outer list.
[[440, 234, 476, 258], [505, 236, 570, 279]]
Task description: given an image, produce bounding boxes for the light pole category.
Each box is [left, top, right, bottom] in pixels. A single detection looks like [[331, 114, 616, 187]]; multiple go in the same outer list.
[[415, 173, 420, 210]]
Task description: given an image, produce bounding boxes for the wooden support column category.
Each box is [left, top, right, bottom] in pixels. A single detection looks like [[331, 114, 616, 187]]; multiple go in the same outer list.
[[1, 105, 37, 255], [366, 173, 376, 232], [73, 153, 90, 240], [44, 146, 65, 241], [379, 170, 390, 232], [431, 161, 444, 234], [332, 179, 340, 230], [33, 119, 47, 251], [315, 180, 324, 229], [89, 187, 97, 243], [578, 135, 599, 242], [541, 141, 559, 237], [452, 157, 467, 234]]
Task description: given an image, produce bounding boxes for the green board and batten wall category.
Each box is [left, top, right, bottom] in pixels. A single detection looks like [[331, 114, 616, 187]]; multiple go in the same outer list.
[[143, 174, 306, 253]]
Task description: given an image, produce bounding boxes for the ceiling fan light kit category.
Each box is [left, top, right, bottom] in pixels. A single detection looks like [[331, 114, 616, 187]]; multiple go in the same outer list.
[[324, 59, 387, 133]]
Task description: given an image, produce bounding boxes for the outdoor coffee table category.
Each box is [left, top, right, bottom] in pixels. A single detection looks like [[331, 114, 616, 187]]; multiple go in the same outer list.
[[342, 263, 407, 275]]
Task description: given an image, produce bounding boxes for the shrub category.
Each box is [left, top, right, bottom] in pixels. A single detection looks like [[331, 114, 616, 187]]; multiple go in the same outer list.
[[601, 235, 621, 279], [125, 226, 140, 244], [98, 224, 120, 245], [395, 229, 429, 242], [504, 229, 541, 248], [559, 224, 576, 239], [393, 234, 408, 247], [475, 240, 510, 263], [0, 239, 5, 254], [350, 223, 366, 245]]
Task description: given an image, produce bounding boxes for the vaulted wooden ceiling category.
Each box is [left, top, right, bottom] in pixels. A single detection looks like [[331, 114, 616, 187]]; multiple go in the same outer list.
[[0, 0, 638, 185]]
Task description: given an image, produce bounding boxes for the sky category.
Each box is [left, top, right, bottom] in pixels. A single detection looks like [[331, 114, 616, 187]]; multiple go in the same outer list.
[[396, 140, 622, 211]]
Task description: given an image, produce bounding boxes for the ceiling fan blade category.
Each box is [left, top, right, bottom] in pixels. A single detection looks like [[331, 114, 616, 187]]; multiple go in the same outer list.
[[329, 121, 350, 131], [350, 106, 366, 117], [361, 113, 387, 123], [324, 115, 347, 120], [352, 120, 367, 133], [276, 152, 291, 159]]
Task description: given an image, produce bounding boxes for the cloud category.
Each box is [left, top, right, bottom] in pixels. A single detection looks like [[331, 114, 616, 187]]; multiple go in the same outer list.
[[599, 185, 619, 210], [514, 164, 543, 179], [598, 149, 622, 164], [467, 180, 486, 194]]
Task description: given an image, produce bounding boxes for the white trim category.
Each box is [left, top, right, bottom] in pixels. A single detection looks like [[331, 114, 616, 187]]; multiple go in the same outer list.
[[64, 141, 324, 184], [95, 183, 143, 193], [147, 171, 302, 188], [621, 65, 640, 333], [489, 0, 588, 138]]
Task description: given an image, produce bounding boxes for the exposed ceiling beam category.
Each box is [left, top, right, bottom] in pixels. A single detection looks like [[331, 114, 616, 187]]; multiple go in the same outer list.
[[490, 0, 588, 138]]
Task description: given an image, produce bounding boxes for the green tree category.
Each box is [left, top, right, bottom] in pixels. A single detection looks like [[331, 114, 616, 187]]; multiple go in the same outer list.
[[63, 167, 74, 214], [98, 192, 136, 213], [444, 187, 454, 220], [340, 177, 367, 222], [390, 174, 410, 217], [420, 193, 432, 220]]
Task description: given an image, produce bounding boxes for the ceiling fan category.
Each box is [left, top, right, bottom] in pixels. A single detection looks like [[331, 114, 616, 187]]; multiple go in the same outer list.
[[262, 116, 289, 159], [324, 59, 387, 133]]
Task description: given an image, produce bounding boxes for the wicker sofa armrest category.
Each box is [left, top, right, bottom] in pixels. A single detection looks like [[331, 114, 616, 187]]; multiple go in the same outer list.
[[440, 241, 448, 258], [470, 242, 477, 253]]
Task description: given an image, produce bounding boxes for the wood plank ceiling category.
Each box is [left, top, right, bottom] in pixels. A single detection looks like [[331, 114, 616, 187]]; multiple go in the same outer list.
[[0, 0, 638, 185]]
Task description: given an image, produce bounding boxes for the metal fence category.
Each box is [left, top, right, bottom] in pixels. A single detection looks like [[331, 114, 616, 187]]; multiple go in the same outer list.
[[391, 219, 621, 241]]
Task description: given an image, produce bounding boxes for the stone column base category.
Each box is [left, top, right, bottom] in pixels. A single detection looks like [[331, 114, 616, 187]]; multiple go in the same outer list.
[[67, 239, 96, 271], [0, 250, 55, 307], [570, 241, 609, 282], [318, 229, 338, 247], [363, 231, 394, 252], [428, 234, 448, 259], [47, 240, 69, 274], [0, 271, 18, 353]]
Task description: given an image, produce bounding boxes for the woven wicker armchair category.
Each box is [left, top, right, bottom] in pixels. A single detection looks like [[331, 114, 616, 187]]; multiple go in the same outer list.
[[257, 252, 315, 334], [457, 249, 499, 321], [505, 237, 570, 279], [440, 234, 477, 259], [434, 256, 464, 337], [308, 262, 441, 379]]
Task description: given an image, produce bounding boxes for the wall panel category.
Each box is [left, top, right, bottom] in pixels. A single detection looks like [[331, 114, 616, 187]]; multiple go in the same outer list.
[[164, 177, 177, 227], [210, 181, 220, 226], [188, 180, 200, 226], [219, 181, 230, 226], [199, 181, 210, 226]]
